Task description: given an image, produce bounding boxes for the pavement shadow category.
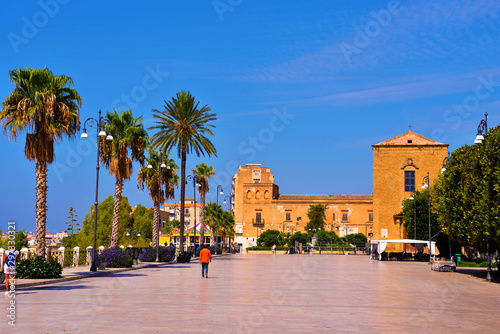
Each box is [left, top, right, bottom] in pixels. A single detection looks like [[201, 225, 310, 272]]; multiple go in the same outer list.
[[455, 268, 500, 283], [20, 284, 90, 291], [104, 273, 147, 278]]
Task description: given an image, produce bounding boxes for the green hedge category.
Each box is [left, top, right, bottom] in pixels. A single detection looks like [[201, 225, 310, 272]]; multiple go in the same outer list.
[[16, 256, 63, 279]]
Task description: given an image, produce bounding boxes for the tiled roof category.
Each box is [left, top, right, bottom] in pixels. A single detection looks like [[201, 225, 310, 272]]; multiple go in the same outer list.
[[373, 130, 447, 146]]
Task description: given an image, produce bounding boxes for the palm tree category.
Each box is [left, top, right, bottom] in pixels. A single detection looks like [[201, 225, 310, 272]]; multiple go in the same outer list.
[[204, 202, 222, 246], [149, 91, 217, 251], [1, 68, 82, 257], [192, 163, 215, 244], [137, 148, 179, 247], [220, 210, 235, 252], [100, 110, 148, 248]]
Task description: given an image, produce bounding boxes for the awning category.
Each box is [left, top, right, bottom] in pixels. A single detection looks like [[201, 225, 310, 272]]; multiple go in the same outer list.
[[371, 239, 436, 255]]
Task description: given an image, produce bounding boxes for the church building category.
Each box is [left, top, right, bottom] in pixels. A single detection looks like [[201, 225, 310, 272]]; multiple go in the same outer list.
[[232, 130, 448, 250]]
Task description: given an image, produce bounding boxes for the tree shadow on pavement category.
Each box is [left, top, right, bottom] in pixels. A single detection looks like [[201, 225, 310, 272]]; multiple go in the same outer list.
[[454, 268, 500, 283]]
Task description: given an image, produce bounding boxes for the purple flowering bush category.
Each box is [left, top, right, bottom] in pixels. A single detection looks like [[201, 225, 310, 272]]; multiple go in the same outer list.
[[140, 246, 174, 262], [98, 247, 133, 268]]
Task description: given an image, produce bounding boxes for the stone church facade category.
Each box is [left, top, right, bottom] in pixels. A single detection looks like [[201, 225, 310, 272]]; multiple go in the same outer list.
[[232, 131, 448, 250]]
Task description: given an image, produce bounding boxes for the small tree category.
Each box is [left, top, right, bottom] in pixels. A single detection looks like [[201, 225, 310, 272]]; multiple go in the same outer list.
[[345, 233, 368, 245], [0, 230, 28, 251], [65, 207, 80, 235], [306, 204, 327, 231], [316, 230, 342, 245], [288, 232, 311, 247], [257, 230, 288, 247]]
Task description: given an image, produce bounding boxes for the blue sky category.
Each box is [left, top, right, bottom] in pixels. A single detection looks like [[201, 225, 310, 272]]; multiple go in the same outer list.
[[1, 0, 499, 233]]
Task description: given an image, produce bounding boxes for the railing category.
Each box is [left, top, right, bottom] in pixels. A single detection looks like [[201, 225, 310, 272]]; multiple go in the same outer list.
[[252, 219, 265, 226], [297, 244, 369, 255]]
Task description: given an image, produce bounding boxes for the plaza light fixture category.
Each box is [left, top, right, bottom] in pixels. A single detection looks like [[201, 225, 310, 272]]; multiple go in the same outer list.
[[474, 112, 488, 144], [441, 154, 450, 174], [421, 172, 432, 260], [409, 193, 417, 243], [81, 110, 112, 272], [150, 153, 170, 262], [473, 112, 492, 282], [223, 194, 231, 251], [215, 185, 223, 254], [186, 174, 200, 256]]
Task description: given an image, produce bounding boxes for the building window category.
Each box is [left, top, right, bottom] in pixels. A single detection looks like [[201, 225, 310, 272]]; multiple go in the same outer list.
[[332, 213, 336, 221], [256, 212, 261, 224], [286, 212, 291, 221], [255, 190, 261, 199], [405, 171, 415, 192], [342, 212, 348, 222], [368, 213, 373, 222], [253, 169, 261, 183]]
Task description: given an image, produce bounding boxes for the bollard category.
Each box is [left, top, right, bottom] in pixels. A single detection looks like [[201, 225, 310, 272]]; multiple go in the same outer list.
[[73, 247, 80, 266], [58, 247, 65, 266], [86, 246, 93, 265], [21, 247, 29, 260]]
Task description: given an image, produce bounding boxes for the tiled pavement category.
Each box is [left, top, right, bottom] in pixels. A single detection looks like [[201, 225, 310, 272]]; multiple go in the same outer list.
[[1, 254, 500, 333]]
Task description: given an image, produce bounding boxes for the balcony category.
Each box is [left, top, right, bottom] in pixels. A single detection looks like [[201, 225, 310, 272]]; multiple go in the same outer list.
[[252, 218, 265, 226]]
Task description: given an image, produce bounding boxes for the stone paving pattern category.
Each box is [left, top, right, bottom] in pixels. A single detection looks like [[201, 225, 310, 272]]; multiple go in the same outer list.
[[2, 254, 500, 333]]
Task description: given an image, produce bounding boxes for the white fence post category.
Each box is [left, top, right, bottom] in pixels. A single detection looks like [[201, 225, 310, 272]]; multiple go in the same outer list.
[[86, 246, 93, 265], [73, 246, 80, 266], [21, 247, 29, 260], [58, 247, 65, 266]]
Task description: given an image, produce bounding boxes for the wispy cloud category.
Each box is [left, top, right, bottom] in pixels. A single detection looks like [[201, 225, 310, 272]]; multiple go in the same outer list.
[[234, 0, 500, 84], [281, 68, 500, 106]]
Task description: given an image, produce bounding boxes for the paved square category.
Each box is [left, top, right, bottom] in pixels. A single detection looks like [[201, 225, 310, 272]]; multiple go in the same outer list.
[[3, 254, 500, 333]]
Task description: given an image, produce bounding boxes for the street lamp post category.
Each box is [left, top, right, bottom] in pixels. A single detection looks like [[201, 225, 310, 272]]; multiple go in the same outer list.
[[81, 110, 113, 272], [223, 195, 231, 252], [421, 172, 431, 260], [186, 175, 199, 256], [474, 112, 492, 282], [409, 191, 417, 253], [148, 154, 168, 262], [216, 185, 223, 254]]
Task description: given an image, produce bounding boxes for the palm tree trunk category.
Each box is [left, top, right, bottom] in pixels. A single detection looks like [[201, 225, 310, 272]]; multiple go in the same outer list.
[[110, 178, 123, 248], [199, 191, 206, 243], [35, 161, 48, 257], [179, 149, 186, 252], [152, 200, 159, 247]]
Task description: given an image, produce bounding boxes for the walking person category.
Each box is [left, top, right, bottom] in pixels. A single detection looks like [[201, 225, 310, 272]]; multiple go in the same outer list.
[[3, 248, 20, 296], [272, 244, 276, 254], [199, 244, 211, 278]]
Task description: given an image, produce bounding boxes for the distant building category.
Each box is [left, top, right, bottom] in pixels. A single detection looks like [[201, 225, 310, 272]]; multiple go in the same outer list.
[[161, 198, 203, 232], [372, 130, 448, 250], [232, 130, 448, 251]]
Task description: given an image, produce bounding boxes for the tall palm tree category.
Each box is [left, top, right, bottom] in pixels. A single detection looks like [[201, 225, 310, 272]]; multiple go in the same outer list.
[[1, 68, 82, 257], [204, 202, 222, 246], [137, 148, 179, 247], [221, 210, 235, 252], [100, 110, 148, 248], [192, 163, 215, 244], [149, 91, 217, 251]]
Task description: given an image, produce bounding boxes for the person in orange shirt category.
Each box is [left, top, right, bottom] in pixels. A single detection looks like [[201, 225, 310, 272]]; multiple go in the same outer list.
[[199, 244, 211, 278]]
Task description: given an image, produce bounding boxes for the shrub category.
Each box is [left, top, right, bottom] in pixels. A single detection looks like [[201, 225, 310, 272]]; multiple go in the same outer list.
[[207, 246, 222, 255], [139, 246, 174, 262], [98, 247, 133, 268], [16, 256, 63, 279]]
